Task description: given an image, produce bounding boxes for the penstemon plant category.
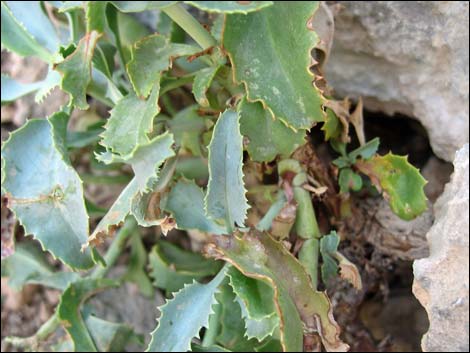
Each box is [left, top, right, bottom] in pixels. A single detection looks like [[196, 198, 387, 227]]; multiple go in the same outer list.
[[1, 1, 427, 352]]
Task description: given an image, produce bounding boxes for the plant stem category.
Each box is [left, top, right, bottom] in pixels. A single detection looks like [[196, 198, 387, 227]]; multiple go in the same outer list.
[[91, 217, 137, 279], [5, 313, 60, 349], [202, 299, 222, 347], [299, 238, 320, 289], [163, 3, 217, 50]]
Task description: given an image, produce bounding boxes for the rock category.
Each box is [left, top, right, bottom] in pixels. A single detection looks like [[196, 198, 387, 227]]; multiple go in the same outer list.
[[413, 144, 469, 352], [342, 197, 433, 261], [421, 156, 454, 203], [325, 1, 469, 161]]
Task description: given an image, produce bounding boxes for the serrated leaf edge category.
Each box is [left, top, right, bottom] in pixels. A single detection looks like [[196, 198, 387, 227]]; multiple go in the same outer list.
[[185, 1, 274, 14]]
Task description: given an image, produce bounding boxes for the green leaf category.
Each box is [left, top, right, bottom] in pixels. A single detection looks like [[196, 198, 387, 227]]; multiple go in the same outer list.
[[193, 66, 221, 107], [127, 34, 200, 98], [100, 82, 161, 157], [109, 1, 177, 12], [1, 115, 94, 270], [146, 267, 227, 352], [165, 180, 226, 235], [227, 267, 279, 341], [322, 108, 341, 141], [86, 1, 107, 33], [87, 133, 175, 247], [123, 234, 154, 297], [205, 110, 249, 231], [168, 105, 207, 156], [223, 2, 323, 130], [320, 232, 340, 283], [55, 31, 101, 110], [338, 168, 363, 194], [1, 74, 43, 103], [239, 98, 305, 162], [57, 278, 118, 352], [215, 282, 260, 351], [1, 242, 80, 291], [348, 137, 380, 161], [192, 344, 231, 352], [1, 2, 55, 62], [205, 231, 349, 352], [356, 153, 428, 220], [149, 241, 222, 293], [185, 1, 273, 13], [85, 314, 138, 352]]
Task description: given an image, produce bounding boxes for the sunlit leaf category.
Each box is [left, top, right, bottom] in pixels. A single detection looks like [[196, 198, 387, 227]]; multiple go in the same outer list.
[[205, 110, 249, 231], [223, 2, 324, 130], [185, 1, 273, 13], [356, 153, 427, 220], [146, 267, 227, 352], [1, 114, 94, 270]]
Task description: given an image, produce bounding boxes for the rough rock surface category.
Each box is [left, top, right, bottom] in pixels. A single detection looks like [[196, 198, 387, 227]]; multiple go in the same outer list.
[[413, 144, 469, 352], [325, 1, 469, 161]]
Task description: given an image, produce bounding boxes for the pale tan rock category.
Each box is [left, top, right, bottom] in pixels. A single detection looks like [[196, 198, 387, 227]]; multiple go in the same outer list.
[[413, 144, 469, 352]]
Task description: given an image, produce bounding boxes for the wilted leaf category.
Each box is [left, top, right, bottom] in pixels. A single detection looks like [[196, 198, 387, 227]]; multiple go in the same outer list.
[[87, 133, 175, 247], [1, 114, 94, 270], [239, 98, 306, 162], [335, 252, 362, 291], [127, 34, 199, 98], [185, 1, 273, 13], [205, 110, 249, 231], [227, 267, 279, 341], [55, 31, 101, 110], [57, 278, 118, 352], [146, 267, 227, 352], [165, 180, 226, 235], [205, 231, 349, 352], [148, 241, 222, 293], [356, 153, 427, 220], [223, 2, 324, 130]]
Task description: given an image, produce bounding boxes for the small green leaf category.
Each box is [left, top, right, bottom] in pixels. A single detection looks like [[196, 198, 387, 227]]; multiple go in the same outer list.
[[205, 110, 249, 231], [322, 108, 341, 141], [168, 105, 207, 157], [227, 267, 279, 341], [356, 153, 428, 220], [1, 2, 55, 62], [320, 232, 340, 283], [1, 115, 94, 270], [223, 2, 323, 130], [338, 168, 363, 194], [88, 133, 175, 247], [127, 34, 199, 98], [185, 1, 273, 13], [146, 267, 227, 352], [193, 66, 221, 107], [165, 180, 226, 235], [85, 314, 138, 352], [239, 98, 305, 162], [55, 31, 101, 110], [57, 278, 118, 352], [1, 242, 80, 291], [348, 137, 380, 161], [109, 1, 177, 12], [215, 282, 260, 351], [149, 241, 222, 293], [100, 82, 161, 157], [205, 231, 349, 352]]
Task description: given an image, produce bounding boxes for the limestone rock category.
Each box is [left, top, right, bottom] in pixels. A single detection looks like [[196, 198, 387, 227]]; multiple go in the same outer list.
[[325, 1, 469, 161], [413, 144, 469, 352]]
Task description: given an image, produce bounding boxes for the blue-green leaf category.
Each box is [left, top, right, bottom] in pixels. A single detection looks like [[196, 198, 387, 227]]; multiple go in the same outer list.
[[205, 110, 249, 231], [1, 114, 94, 270], [146, 267, 227, 352]]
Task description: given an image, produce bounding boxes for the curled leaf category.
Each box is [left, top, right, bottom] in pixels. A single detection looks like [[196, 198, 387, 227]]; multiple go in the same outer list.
[[334, 252, 362, 291]]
